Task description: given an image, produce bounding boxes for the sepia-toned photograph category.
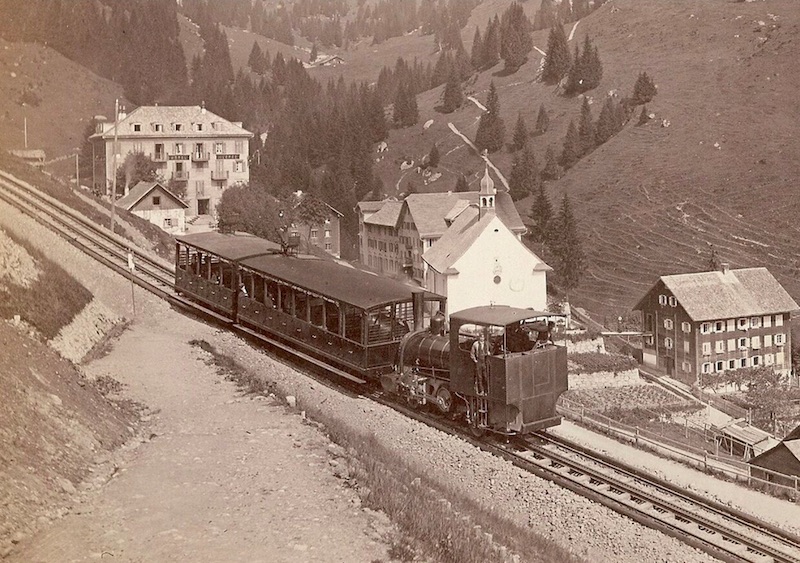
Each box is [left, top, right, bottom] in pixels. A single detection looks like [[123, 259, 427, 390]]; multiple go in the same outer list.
[[1, 1, 799, 561]]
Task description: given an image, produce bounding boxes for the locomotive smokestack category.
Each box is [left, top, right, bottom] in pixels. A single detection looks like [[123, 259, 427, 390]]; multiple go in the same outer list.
[[412, 291, 425, 331]]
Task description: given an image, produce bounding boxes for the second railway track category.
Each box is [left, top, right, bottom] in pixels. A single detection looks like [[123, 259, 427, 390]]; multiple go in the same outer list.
[[3, 169, 800, 563]]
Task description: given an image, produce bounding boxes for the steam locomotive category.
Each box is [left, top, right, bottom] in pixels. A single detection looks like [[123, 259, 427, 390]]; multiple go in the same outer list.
[[175, 231, 568, 436]]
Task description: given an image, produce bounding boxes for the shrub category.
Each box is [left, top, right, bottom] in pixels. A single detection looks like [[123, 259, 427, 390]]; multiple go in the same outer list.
[[631, 72, 657, 105]]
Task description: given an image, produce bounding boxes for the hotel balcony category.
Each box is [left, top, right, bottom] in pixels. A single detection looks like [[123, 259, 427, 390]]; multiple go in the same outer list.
[[172, 170, 190, 181], [211, 169, 229, 181]]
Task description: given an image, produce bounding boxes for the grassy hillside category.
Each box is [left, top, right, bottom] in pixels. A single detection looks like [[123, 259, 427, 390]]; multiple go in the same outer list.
[[376, 0, 800, 321], [0, 38, 126, 180]]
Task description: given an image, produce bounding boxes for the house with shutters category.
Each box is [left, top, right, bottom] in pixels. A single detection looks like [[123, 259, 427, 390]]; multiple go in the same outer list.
[[91, 105, 252, 219], [634, 265, 799, 385], [114, 181, 188, 235]]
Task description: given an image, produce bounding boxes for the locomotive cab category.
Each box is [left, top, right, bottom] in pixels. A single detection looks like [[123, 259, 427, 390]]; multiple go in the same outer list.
[[449, 307, 568, 435]]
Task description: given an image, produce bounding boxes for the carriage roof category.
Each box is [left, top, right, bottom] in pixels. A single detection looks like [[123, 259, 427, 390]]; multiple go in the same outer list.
[[450, 306, 556, 327], [177, 231, 443, 310]]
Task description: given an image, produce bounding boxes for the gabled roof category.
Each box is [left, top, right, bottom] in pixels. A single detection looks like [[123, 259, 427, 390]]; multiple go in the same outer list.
[[634, 268, 799, 321], [364, 200, 403, 227], [115, 181, 188, 210], [423, 210, 551, 275], [91, 105, 252, 139], [357, 200, 386, 214], [403, 191, 525, 239]]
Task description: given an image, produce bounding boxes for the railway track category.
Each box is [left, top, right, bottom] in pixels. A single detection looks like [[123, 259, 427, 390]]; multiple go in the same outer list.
[[3, 169, 800, 562]]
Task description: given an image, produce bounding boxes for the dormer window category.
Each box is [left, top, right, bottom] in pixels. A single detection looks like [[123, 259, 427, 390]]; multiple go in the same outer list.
[[196, 123, 203, 132], [174, 123, 183, 132], [133, 123, 141, 132], [154, 123, 164, 132]]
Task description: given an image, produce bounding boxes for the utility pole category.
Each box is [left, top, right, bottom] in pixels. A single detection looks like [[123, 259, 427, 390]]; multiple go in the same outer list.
[[110, 99, 119, 233], [75, 153, 79, 189]]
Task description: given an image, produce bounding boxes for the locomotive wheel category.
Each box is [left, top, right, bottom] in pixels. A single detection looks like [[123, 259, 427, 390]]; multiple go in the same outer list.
[[435, 386, 453, 414], [470, 425, 486, 438]]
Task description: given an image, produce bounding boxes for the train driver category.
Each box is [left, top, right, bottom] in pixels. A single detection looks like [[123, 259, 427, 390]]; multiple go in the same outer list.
[[470, 332, 489, 395]]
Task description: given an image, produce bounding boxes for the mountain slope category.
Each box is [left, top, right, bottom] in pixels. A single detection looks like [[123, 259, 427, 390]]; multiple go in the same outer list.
[[376, 0, 800, 320]]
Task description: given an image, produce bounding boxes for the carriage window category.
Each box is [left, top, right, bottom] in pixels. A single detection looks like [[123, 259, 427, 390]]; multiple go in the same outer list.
[[325, 301, 340, 334], [294, 291, 310, 321], [343, 306, 363, 343], [309, 297, 325, 327]]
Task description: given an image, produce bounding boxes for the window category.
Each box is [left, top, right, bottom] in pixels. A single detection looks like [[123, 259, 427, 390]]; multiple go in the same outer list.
[[196, 123, 203, 132], [764, 334, 772, 347], [133, 123, 141, 132], [325, 242, 332, 250], [775, 314, 784, 327], [645, 314, 654, 332], [234, 161, 244, 173], [215, 142, 225, 154], [727, 339, 736, 352], [715, 340, 725, 354], [702, 363, 712, 374], [751, 335, 760, 349], [664, 319, 674, 330], [775, 333, 785, 346], [752, 355, 761, 367], [726, 319, 736, 332], [163, 218, 173, 228], [310, 229, 318, 239], [728, 359, 736, 370], [154, 123, 164, 132], [664, 337, 673, 349], [324, 229, 331, 238], [174, 123, 182, 132], [750, 317, 761, 328], [776, 352, 785, 365], [738, 337, 748, 350], [738, 318, 749, 330], [195, 180, 205, 197], [658, 294, 667, 306], [714, 321, 725, 332], [701, 322, 712, 334], [681, 322, 691, 333], [682, 361, 692, 373], [174, 142, 184, 154], [683, 341, 690, 354], [702, 342, 711, 355], [644, 335, 654, 346], [740, 358, 748, 368], [763, 315, 772, 328], [152, 196, 161, 206], [715, 361, 724, 372], [764, 354, 774, 366], [669, 296, 677, 307], [235, 140, 243, 153], [155, 143, 165, 158]]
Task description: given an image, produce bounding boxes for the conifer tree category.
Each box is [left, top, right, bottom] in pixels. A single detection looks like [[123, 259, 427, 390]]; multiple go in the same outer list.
[[551, 193, 585, 293], [559, 120, 580, 169], [470, 26, 485, 69], [631, 71, 657, 105], [533, 0, 557, 31], [535, 103, 549, 134], [595, 96, 617, 145], [474, 81, 505, 153], [248, 41, 266, 73], [500, 2, 532, 72], [529, 181, 553, 244], [541, 145, 560, 180], [578, 97, 596, 156], [393, 82, 418, 127], [512, 113, 529, 152], [455, 174, 469, 192], [482, 16, 501, 69], [428, 143, 440, 167], [508, 143, 538, 201], [441, 70, 463, 113], [541, 23, 571, 84], [310, 42, 318, 63]]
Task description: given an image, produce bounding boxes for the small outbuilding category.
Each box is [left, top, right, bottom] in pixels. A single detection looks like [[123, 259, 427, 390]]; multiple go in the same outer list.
[[115, 181, 188, 234], [749, 425, 800, 487]]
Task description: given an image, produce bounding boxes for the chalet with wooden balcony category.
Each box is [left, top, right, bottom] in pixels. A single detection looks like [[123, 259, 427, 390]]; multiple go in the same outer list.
[[91, 105, 252, 218], [634, 264, 799, 385]]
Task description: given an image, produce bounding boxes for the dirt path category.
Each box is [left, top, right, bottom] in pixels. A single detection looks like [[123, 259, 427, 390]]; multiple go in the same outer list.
[[7, 302, 392, 563]]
